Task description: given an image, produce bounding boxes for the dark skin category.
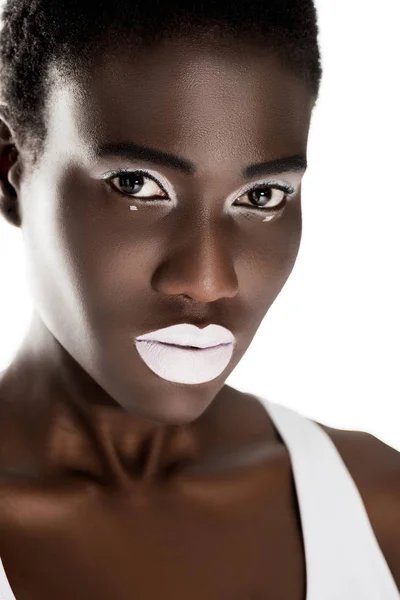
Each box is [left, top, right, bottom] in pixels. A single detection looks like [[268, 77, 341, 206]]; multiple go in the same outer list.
[[0, 35, 399, 599]]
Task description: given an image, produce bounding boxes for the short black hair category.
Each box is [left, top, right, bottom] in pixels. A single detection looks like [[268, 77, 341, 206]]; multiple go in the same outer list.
[[0, 0, 322, 166]]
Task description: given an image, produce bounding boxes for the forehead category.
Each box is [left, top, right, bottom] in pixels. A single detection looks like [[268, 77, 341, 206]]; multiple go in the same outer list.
[[46, 37, 313, 168]]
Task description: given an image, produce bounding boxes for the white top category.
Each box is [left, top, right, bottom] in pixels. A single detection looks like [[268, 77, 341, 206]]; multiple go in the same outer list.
[[0, 397, 399, 600], [264, 398, 400, 600]]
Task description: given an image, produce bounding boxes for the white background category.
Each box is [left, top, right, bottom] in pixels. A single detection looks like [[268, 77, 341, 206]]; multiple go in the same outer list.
[[0, 0, 399, 449]]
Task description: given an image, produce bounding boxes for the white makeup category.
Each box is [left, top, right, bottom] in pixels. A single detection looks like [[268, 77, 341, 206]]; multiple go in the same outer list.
[[135, 340, 235, 384], [135, 323, 236, 384]]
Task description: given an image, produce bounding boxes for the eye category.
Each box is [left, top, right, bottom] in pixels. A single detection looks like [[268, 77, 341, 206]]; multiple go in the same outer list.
[[234, 183, 295, 213], [103, 169, 295, 215], [106, 170, 168, 200]]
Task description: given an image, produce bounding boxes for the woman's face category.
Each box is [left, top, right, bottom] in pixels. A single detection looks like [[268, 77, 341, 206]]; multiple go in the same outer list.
[[14, 36, 313, 423]]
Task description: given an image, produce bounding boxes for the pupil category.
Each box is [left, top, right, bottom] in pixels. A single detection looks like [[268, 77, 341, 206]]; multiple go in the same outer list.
[[119, 174, 143, 194], [250, 188, 272, 206]]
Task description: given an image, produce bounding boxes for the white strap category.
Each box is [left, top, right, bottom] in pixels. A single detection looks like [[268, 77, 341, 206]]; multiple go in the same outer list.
[[263, 399, 400, 600]]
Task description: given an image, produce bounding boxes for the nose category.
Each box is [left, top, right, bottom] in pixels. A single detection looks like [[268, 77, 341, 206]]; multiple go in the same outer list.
[[152, 221, 239, 303]]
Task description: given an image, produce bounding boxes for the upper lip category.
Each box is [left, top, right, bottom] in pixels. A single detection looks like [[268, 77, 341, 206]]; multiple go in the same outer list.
[[135, 323, 236, 348]]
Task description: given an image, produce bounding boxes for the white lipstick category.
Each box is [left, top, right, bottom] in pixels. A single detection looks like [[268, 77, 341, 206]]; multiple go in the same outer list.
[[135, 323, 236, 384]]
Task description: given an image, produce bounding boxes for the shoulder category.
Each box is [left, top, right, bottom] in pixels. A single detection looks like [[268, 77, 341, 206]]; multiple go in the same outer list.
[[316, 420, 400, 590], [241, 391, 400, 590]]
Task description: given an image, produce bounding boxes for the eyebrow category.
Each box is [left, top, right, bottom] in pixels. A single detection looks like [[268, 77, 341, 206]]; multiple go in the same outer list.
[[95, 141, 307, 179]]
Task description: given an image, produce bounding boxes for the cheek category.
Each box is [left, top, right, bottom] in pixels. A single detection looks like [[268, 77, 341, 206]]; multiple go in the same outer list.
[[279, 199, 303, 273], [238, 199, 302, 322], [19, 165, 111, 329], [246, 196, 302, 275]]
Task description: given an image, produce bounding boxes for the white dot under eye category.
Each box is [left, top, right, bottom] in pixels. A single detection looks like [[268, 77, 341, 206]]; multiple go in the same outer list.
[[129, 206, 138, 211]]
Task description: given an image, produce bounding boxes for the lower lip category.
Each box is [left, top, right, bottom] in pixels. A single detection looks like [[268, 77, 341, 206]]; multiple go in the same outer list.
[[134, 340, 235, 384]]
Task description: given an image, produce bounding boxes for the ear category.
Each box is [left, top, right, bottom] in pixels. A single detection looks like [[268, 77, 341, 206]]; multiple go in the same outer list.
[[0, 106, 22, 228]]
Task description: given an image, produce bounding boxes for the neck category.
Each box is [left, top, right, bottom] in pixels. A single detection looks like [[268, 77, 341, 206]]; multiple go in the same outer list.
[[0, 314, 218, 493]]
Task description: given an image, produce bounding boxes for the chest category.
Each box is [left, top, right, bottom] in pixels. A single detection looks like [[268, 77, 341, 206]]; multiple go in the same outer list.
[[0, 474, 307, 600]]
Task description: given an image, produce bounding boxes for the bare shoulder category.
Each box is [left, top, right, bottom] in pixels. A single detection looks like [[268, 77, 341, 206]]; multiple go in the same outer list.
[[316, 420, 400, 589], [241, 391, 400, 588], [316, 421, 400, 490]]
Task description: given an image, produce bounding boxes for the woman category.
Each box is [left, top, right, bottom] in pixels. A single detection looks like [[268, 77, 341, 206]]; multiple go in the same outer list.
[[0, 0, 399, 598]]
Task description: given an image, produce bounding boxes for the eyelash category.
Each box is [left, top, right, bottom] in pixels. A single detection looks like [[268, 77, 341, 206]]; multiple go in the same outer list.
[[102, 168, 296, 214]]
